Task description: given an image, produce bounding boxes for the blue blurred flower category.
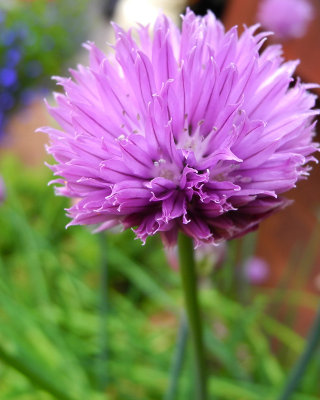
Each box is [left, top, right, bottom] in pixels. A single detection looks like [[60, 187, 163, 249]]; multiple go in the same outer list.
[[0, 0, 90, 139], [16, 26, 29, 40], [10, 81, 20, 92], [0, 68, 17, 87], [2, 30, 17, 46], [0, 92, 15, 111], [6, 48, 21, 66], [0, 111, 5, 131]]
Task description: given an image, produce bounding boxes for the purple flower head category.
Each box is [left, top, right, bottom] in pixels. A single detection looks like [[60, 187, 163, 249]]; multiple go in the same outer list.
[[257, 0, 313, 40], [40, 9, 318, 247], [243, 256, 269, 285]]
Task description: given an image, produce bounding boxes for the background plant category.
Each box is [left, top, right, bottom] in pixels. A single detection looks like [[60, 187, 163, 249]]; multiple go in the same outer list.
[[0, 154, 319, 400], [0, 0, 89, 135]]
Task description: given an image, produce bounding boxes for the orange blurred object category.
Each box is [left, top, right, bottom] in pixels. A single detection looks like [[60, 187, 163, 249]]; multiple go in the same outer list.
[[224, 0, 320, 93], [224, 0, 320, 334]]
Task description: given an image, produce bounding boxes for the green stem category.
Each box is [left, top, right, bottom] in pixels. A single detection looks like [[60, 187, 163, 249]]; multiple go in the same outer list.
[[178, 232, 207, 400], [164, 314, 188, 400], [278, 305, 320, 400]]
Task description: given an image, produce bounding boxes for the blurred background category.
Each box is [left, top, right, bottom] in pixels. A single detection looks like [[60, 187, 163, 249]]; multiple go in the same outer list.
[[0, 0, 319, 399]]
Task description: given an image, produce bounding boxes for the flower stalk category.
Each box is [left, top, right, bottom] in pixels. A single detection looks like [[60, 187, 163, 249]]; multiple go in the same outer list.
[[278, 305, 320, 400], [178, 232, 207, 400]]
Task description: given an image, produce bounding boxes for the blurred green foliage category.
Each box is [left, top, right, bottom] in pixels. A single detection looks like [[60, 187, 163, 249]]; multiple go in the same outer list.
[[1, 0, 90, 77], [0, 0, 90, 133], [0, 154, 319, 399]]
